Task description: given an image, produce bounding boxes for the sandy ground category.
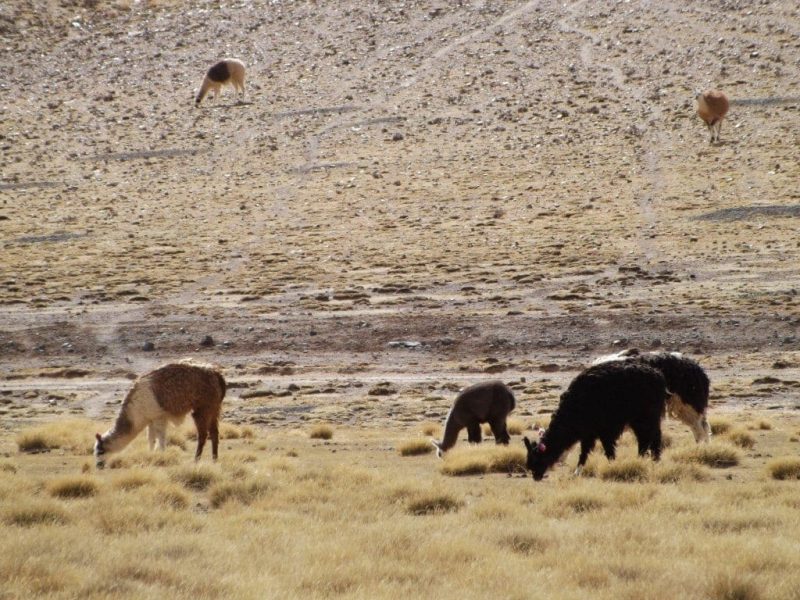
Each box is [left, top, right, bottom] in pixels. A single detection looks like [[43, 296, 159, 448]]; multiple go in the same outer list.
[[1, 0, 800, 437]]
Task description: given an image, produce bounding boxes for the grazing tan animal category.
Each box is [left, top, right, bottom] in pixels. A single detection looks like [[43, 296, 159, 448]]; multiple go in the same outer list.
[[696, 90, 729, 143], [195, 58, 246, 106], [94, 362, 225, 468]]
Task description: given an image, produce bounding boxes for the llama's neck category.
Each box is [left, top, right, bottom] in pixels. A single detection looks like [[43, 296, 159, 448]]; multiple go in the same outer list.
[[101, 393, 148, 454], [541, 420, 579, 469]]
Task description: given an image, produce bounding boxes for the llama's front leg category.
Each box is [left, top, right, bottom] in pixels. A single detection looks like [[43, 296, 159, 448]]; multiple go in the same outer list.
[[150, 419, 168, 451], [210, 419, 219, 461], [147, 423, 157, 451], [600, 437, 617, 461], [576, 439, 594, 475]]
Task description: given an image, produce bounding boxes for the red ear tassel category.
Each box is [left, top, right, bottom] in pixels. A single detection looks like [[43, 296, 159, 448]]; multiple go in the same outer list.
[[538, 443, 547, 452]]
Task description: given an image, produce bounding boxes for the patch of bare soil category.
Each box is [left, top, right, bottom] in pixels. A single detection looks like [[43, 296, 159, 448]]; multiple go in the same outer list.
[[2, 0, 800, 430]]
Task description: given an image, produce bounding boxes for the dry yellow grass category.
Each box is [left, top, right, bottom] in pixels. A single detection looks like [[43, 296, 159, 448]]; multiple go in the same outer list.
[[726, 427, 756, 449], [767, 457, 800, 481], [398, 438, 434, 456], [420, 422, 441, 437], [15, 419, 95, 454], [2, 412, 800, 599], [672, 442, 741, 468], [309, 423, 334, 440], [440, 445, 526, 476]]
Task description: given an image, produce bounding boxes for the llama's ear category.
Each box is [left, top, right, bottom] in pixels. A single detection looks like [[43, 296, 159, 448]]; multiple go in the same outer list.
[[523, 437, 532, 451], [95, 433, 102, 442]]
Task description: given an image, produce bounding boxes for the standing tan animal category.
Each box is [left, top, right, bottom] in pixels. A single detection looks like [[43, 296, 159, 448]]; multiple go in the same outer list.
[[696, 90, 729, 143], [94, 362, 225, 468], [431, 381, 516, 457], [195, 59, 246, 106]]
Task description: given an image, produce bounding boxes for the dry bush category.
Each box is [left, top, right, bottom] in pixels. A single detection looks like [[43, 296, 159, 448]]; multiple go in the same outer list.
[[167, 429, 186, 450], [406, 491, 463, 515], [16, 419, 95, 455], [708, 574, 762, 600], [107, 447, 183, 469], [599, 458, 649, 482], [545, 490, 606, 517], [673, 443, 740, 468], [151, 484, 191, 510], [499, 531, 552, 555], [309, 424, 334, 440], [169, 464, 220, 491], [2, 501, 70, 527], [750, 419, 773, 431], [709, 417, 732, 436], [209, 478, 271, 508], [767, 457, 800, 481], [420, 422, 440, 437], [726, 427, 756, 449], [506, 418, 527, 435], [47, 475, 100, 499], [111, 469, 158, 491], [654, 462, 710, 483], [439, 446, 525, 476], [398, 439, 434, 456]]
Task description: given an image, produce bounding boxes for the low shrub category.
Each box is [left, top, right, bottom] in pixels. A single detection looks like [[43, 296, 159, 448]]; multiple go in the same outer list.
[[398, 439, 434, 456], [309, 424, 333, 440], [767, 457, 800, 481]]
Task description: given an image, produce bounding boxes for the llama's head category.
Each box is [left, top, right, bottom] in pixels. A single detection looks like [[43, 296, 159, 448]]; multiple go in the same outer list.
[[94, 433, 107, 469], [431, 439, 444, 458], [523, 431, 548, 481]]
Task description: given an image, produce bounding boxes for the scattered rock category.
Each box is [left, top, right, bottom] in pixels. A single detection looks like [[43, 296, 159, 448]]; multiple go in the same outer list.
[[200, 335, 215, 347]]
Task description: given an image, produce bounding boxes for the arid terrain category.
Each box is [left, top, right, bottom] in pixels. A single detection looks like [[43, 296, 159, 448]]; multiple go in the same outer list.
[[1, 0, 800, 598]]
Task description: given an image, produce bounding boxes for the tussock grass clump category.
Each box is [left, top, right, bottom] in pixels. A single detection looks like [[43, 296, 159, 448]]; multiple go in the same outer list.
[[167, 430, 187, 450], [15, 419, 95, 455], [599, 458, 649, 482], [654, 462, 710, 483], [439, 446, 526, 476], [420, 422, 440, 437], [152, 484, 191, 510], [545, 491, 606, 517], [3, 501, 70, 527], [767, 457, 800, 480], [500, 532, 552, 555], [673, 443, 740, 468], [209, 478, 271, 508], [309, 424, 334, 440], [47, 475, 100, 499], [407, 491, 463, 515], [398, 439, 434, 456], [169, 464, 221, 491], [726, 427, 756, 449], [0, 462, 17, 474], [111, 469, 158, 491], [506, 418, 527, 435], [708, 574, 762, 600], [107, 447, 183, 469], [750, 419, 772, 431], [709, 417, 732, 436]]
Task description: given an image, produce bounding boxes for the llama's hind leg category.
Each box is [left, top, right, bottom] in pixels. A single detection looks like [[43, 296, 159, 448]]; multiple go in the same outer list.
[[489, 419, 510, 445], [210, 417, 220, 461], [192, 412, 209, 460]]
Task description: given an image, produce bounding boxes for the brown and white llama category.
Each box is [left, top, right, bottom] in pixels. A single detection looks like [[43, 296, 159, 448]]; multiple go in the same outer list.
[[696, 89, 729, 143], [94, 362, 225, 468], [431, 380, 516, 457], [195, 58, 246, 106], [593, 349, 711, 443]]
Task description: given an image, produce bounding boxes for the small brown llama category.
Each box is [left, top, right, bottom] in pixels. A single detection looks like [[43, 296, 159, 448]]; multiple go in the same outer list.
[[94, 362, 225, 468], [696, 89, 729, 143], [431, 381, 516, 457], [195, 58, 246, 106]]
